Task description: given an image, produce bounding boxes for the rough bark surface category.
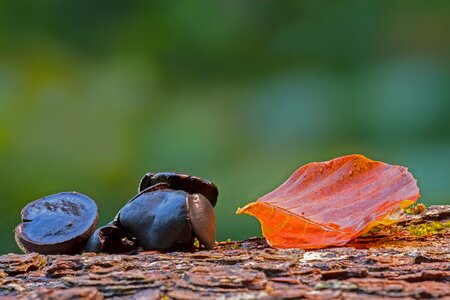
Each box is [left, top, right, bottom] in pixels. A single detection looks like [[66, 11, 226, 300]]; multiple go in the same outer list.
[[0, 205, 449, 300]]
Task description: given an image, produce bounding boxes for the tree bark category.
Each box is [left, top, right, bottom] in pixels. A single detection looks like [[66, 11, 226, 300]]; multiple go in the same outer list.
[[1, 205, 449, 299]]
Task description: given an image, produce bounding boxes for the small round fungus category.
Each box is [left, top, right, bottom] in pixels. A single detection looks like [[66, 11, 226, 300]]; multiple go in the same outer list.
[[15, 192, 98, 254]]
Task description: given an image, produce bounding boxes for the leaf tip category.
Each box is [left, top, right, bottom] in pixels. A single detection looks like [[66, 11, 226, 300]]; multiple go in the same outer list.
[[236, 202, 256, 215]]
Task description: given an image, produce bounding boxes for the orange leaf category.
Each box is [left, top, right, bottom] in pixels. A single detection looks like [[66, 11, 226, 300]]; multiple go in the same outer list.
[[236, 154, 420, 249]]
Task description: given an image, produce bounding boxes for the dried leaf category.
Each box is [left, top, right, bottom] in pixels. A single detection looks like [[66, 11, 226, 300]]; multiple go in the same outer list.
[[237, 154, 420, 249]]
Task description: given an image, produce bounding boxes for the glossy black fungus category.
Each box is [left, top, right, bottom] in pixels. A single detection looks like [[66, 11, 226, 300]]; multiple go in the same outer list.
[[118, 188, 216, 251], [187, 193, 216, 249], [139, 172, 218, 207], [15, 192, 98, 254], [113, 182, 170, 226], [85, 222, 137, 254]]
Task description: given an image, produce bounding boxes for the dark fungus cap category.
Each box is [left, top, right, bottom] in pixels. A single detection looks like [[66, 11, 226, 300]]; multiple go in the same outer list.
[[139, 172, 218, 207], [117, 189, 215, 251], [15, 192, 98, 254], [85, 222, 137, 254]]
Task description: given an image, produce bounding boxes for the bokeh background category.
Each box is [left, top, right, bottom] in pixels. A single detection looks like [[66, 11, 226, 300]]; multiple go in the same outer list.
[[1, 1, 449, 254]]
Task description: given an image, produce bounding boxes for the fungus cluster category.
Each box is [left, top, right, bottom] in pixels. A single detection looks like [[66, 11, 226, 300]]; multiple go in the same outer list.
[[14, 173, 218, 254]]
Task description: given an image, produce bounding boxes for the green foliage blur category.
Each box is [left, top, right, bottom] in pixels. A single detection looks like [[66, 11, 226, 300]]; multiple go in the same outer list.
[[1, 1, 449, 254]]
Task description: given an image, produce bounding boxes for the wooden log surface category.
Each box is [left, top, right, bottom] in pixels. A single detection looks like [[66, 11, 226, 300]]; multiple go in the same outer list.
[[1, 205, 449, 299]]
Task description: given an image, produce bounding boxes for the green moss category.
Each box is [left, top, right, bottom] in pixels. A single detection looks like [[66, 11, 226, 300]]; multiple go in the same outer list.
[[368, 225, 383, 234], [409, 221, 450, 237], [359, 225, 383, 237]]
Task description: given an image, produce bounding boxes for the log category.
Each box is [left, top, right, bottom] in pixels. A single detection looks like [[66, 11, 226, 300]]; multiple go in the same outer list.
[[1, 205, 449, 299]]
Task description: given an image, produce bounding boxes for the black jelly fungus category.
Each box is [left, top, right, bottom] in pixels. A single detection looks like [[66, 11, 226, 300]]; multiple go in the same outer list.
[[187, 193, 216, 249], [15, 192, 98, 254], [118, 189, 194, 251], [85, 223, 137, 254], [113, 182, 170, 227], [139, 172, 218, 207]]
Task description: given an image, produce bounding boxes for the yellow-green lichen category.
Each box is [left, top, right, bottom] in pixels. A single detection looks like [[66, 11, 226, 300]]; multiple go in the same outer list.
[[409, 221, 450, 237], [193, 238, 200, 248], [405, 203, 426, 215]]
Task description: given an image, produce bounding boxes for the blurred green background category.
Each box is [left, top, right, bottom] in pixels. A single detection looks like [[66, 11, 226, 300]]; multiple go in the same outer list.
[[1, 1, 449, 254]]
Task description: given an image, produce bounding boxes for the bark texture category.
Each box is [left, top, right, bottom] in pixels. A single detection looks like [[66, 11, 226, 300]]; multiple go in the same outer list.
[[0, 205, 449, 299]]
